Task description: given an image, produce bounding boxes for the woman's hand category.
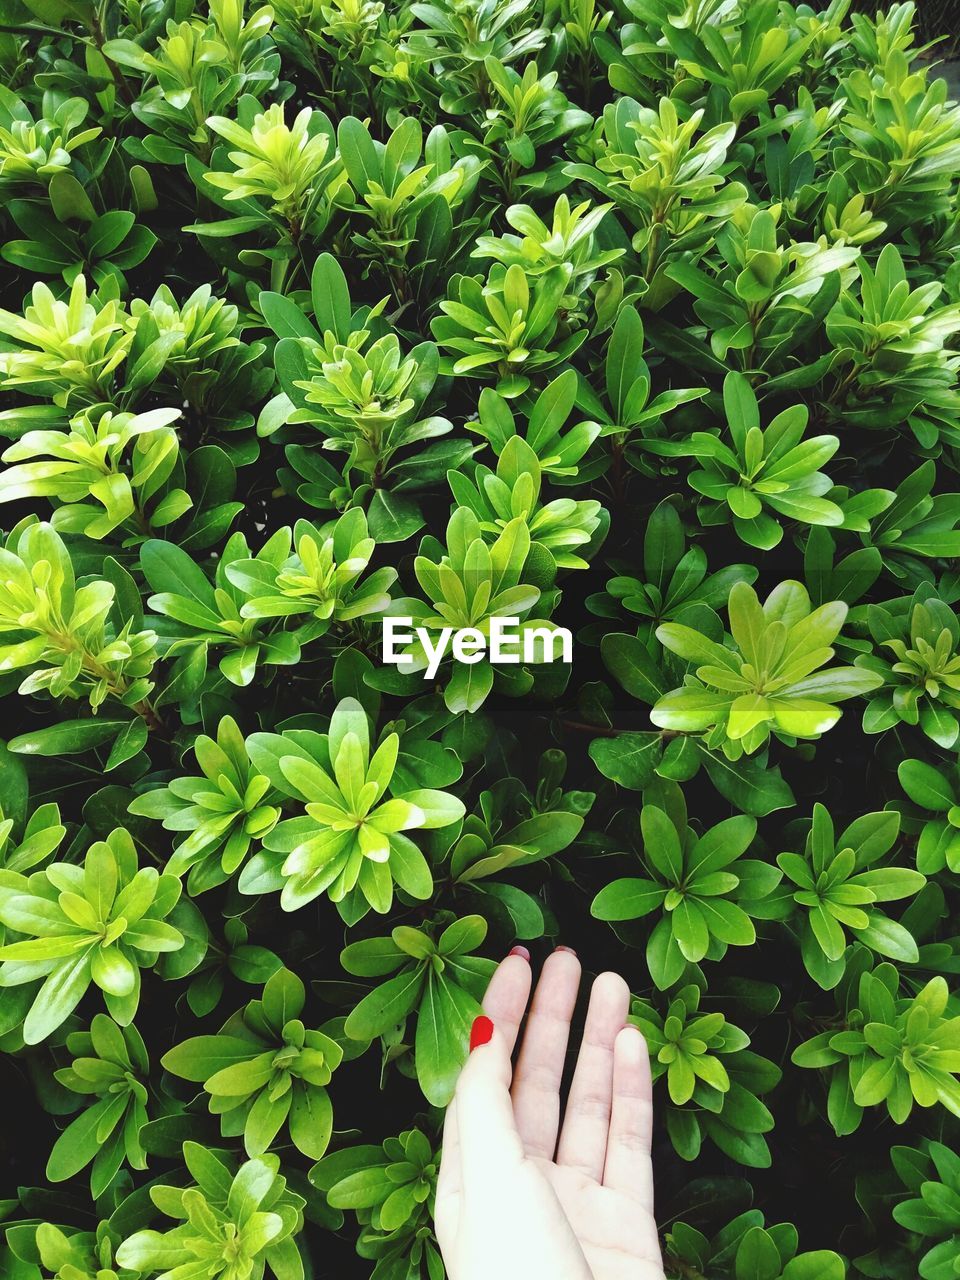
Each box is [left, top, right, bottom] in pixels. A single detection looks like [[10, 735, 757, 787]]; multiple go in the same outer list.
[[435, 947, 665, 1280]]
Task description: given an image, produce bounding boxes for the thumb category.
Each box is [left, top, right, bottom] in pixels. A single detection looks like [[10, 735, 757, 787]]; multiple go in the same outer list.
[[454, 1015, 525, 1193]]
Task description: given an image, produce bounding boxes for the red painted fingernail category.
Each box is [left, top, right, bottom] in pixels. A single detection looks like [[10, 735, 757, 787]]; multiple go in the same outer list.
[[469, 1015, 494, 1051], [509, 945, 530, 961], [554, 945, 577, 956]]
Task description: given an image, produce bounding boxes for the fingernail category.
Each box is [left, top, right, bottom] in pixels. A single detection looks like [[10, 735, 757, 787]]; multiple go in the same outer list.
[[554, 945, 577, 956], [470, 1015, 494, 1051], [508, 945, 530, 961]]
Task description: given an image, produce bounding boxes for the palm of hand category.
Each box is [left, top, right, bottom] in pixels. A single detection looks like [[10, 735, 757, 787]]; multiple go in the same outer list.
[[542, 1161, 664, 1280], [435, 949, 666, 1280]]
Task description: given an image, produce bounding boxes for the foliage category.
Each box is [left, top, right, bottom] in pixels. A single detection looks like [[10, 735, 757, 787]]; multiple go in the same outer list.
[[0, 828, 183, 1043], [127, 714, 281, 894], [162, 967, 343, 1159], [792, 963, 960, 1136], [238, 695, 464, 917], [114, 1142, 305, 1280], [652, 579, 882, 757], [384, 506, 564, 713], [648, 371, 848, 552], [592, 781, 781, 989], [340, 913, 497, 1105], [311, 1127, 442, 1280], [777, 804, 925, 989], [664, 1211, 846, 1280], [45, 1015, 150, 1198], [887, 1140, 960, 1280], [631, 982, 781, 1169], [3, 2, 960, 1279]]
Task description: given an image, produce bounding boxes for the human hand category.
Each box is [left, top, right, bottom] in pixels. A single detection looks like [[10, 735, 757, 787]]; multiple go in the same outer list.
[[435, 947, 665, 1280]]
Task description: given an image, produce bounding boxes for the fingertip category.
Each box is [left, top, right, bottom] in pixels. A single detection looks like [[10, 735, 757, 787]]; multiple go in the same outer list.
[[594, 969, 631, 1002], [458, 1019, 515, 1103], [463, 1017, 510, 1072], [546, 944, 581, 970], [616, 1021, 647, 1056], [538, 945, 582, 991], [605, 1022, 655, 1203], [469, 1014, 494, 1052], [615, 1023, 653, 1084]]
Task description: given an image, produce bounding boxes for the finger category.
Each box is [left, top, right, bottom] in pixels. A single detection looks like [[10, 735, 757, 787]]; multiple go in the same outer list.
[[481, 948, 533, 1056], [455, 1021, 526, 1198], [556, 970, 630, 1181], [434, 1094, 461, 1249], [438, 951, 530, 1210], [436, 1085, 461, 1203], [511, 948, 581, 1159], [603, 1024, 655, 1207]]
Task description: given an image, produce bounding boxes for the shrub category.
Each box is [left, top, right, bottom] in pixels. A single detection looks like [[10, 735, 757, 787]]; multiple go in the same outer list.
[[2, 2, 960, 1279]]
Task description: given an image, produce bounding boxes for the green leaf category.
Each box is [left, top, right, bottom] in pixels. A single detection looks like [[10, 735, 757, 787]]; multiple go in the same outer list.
[[289, 1085, 333, 1159], [141, 540, 216, 607], [106, 719, 149, 770], [853, 916, 920, 962], [899, 759, 954, 811], [415, 972, 477, 1106], [781, 1255, 845, 1280], [698, 746, 795, 816], [49, 172, 97, 223], [606, 305, 645, 422], [260, 291, 318, 340], [735, 1226, 781, 1280], [444, 660, 494, 713], [311, 254, 352, 340], [343, 968, 426, 1040], [161, 1035, 258, 1082], [46, 1099, 115, 1182], [24, 951, 93, 1044], [368, 490, 425, 543], [9, 721, 128, 756], [589, 732, 662, 789], [592, 878, 666, 921], [641, 804, 683, 882], [601, 633, 667, 703], [337, 118, 380, 196]]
